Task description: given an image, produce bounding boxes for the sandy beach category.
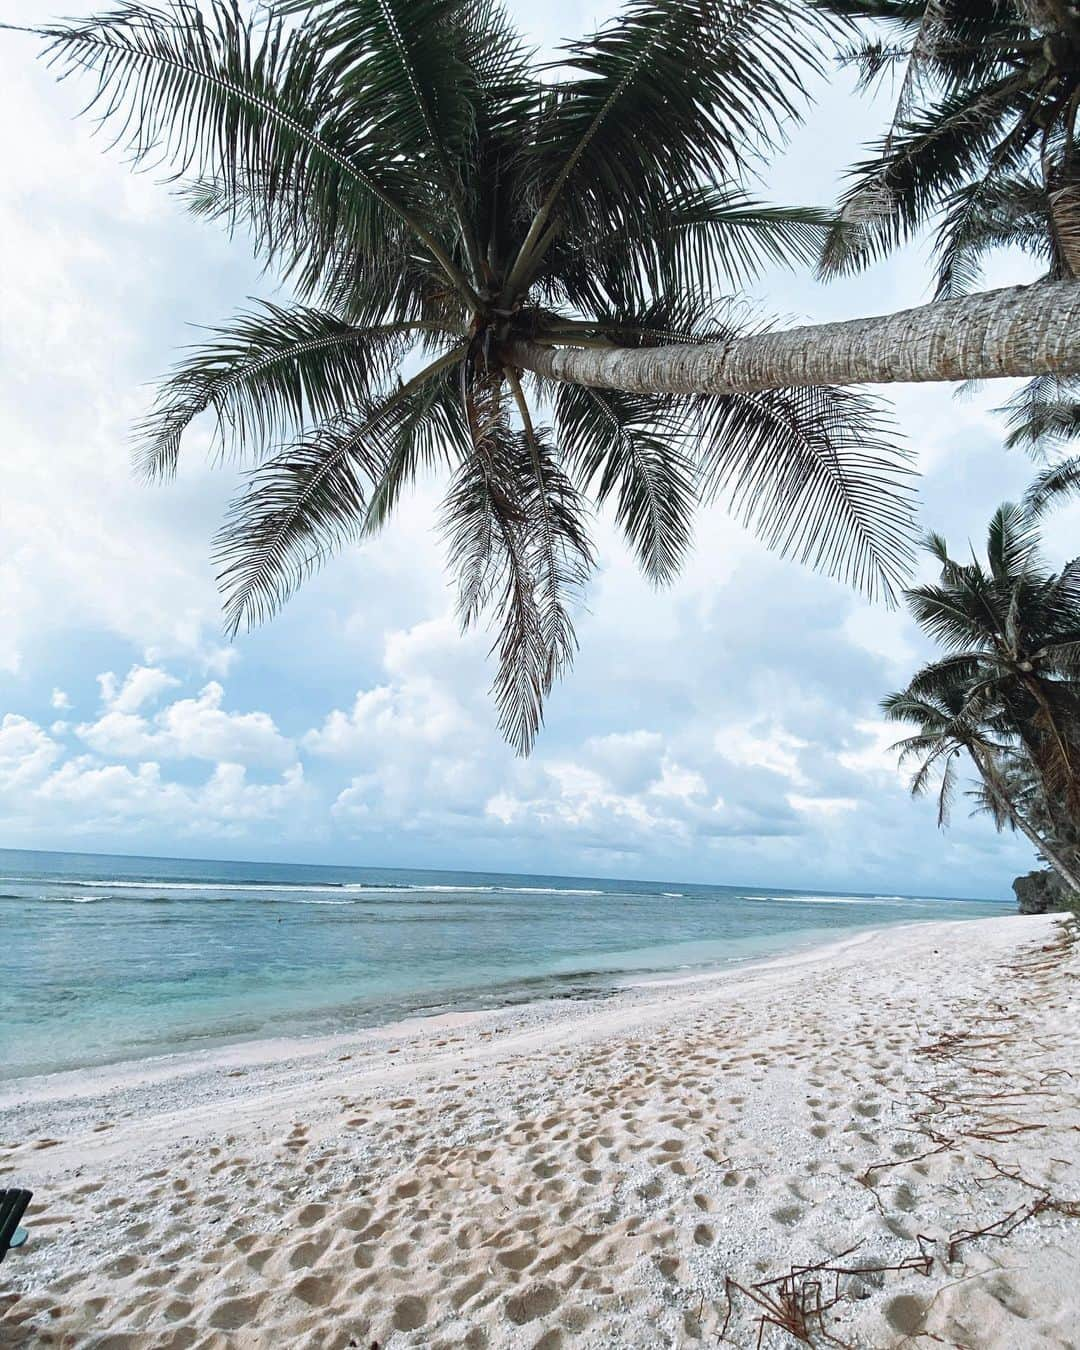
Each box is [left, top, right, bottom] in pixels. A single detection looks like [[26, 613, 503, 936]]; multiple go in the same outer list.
[[1, 912, 1077, 1348]]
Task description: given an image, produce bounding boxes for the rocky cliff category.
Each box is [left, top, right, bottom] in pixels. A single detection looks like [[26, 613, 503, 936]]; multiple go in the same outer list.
[[1012, 869, 1076, 914]]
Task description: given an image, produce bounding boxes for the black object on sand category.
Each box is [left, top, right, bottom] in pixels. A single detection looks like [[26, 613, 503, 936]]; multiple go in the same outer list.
[[0, 1189, 31, 1263]]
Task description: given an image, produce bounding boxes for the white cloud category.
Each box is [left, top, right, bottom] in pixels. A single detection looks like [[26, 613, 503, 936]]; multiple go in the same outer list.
[[787, 793, 859, 817], [98, 665, 180, 714], [0, 11, 262, 678], [841, 605, 917, 674], [305, 681, 461, 758], [838, 719, 907, 783], [200, 762, 309, 828], [50, 688, 72, 711], [0, 715, 61, 789], [650, 759, 709, 802], [582, 731, 665, 793], [77, 676, 294, 767], [306, 617, 488, 760], [29, 756, 309, 838], [481, 749, 784, 857], [715, 722, 809, 785]]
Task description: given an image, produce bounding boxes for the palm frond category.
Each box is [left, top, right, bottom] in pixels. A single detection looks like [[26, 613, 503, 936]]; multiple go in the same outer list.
[[1001, 375, 1080, 456], [904, 580, 1000, 651], [553, 383, 694, 584], [936, 750, 959, 825], [504, 0, 832, 296], [138, 302, 455, 478], [1026, 454, 1080, 516], [364, 363, 470, 533], [442, 388, 593, 754], [986, 500, 1041, 581], [695, 384, 917, 603], [215, 344, 465, 634], [820, 76, 1037, 277], [903, 652, 986, 700], [34, 2, 472, 295], [933, 173, 1054, 299], [284, 0, 501, 278], [836, 37, 914, 93], [628, 188, 834, 297]]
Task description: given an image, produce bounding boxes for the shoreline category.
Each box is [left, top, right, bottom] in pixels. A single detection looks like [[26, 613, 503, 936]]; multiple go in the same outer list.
[[0, 914, 969, 1094], [0, 919, 903, 1107], [2, 912, 1077, 1347]]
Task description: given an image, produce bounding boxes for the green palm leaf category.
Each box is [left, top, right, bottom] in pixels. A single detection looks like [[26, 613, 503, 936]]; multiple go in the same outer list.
[[553, 383, 694, 584], [695, 385, 917, 603], [986, 500, 1041, 581], [1001, 375, 1080, 456], [138, 302, 457, 478], [503, 0, 832, 297], [442, 401, 593, 754], [821, 78, 1038, 277], [934, 174, 1055, 299], [1026, 455, 1080, 516], [33, 1, 472, 295], [285, 0, 502, 278], [215, 344, 466, 634]]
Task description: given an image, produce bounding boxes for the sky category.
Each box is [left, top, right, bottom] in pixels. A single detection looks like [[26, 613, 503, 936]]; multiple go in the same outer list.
[[1, 0, 1076, 899]]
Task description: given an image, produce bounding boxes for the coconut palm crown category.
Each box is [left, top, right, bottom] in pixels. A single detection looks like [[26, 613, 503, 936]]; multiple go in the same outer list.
[[15, 0, 920, 752], [883, 504, 1080, 883], [818, 0, 1080, 293]]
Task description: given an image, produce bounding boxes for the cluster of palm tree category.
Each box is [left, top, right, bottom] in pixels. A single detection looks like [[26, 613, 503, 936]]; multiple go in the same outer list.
[[884, 504, 1080, 900], [829, 0, 1080, 894], [6, 0, 1080, 756]]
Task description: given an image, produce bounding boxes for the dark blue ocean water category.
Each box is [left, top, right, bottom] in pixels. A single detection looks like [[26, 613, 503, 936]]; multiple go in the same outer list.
[[0, 848, 1011, 1078]]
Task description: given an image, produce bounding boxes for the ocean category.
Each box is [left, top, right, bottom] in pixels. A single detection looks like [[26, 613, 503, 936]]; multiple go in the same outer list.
[[0, 848, 1012, 1079]]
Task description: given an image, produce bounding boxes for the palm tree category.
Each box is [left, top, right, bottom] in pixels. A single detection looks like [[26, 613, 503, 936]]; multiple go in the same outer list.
[[883, 679, 1080, 889], [969, 748, 1080, 864], [9, 0, 930, 751], [884, 503, 1080, 891], [816, 0, 1080, 291], [9, 4, 1080, 388], [8, 1, 1079, 749]]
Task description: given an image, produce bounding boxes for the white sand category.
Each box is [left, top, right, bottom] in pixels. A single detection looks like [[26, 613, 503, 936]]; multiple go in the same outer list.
[[1, 914, 1078, 1348]]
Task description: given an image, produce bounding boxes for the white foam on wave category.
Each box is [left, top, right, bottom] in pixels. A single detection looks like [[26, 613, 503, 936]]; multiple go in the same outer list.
[[880, 895, 956, 904], [65, 879, 353, 893], [393, 884, 497, 893], [490, 887, 605, 896], [751, 894, 874, 905], [44, 878, 609, 900]]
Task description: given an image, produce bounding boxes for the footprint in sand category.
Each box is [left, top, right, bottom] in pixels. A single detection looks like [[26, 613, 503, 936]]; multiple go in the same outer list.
[[209, 1294, 263, 1330], [293, 1273, 335, 1307], [392, 1294, 428, 1330], [505, 1282, 559, 1326]]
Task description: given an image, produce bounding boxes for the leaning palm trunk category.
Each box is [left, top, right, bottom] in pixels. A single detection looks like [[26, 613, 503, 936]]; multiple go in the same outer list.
[[507, 282, 1080, 396], [970, 745, 1080, 895]]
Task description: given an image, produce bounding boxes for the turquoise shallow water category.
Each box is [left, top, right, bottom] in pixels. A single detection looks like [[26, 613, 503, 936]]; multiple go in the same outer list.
[[0, 848, 1012, 1078]]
